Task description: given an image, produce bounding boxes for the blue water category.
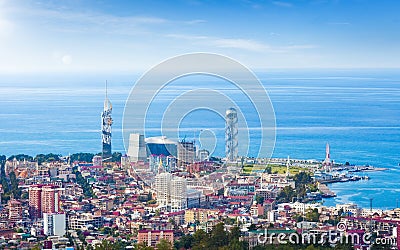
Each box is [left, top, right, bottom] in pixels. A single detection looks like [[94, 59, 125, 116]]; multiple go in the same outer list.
[[0, 69, 399, 209]]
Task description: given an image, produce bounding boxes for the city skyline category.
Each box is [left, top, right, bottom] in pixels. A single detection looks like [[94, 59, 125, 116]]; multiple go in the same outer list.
[[0, 1, 399, 249]]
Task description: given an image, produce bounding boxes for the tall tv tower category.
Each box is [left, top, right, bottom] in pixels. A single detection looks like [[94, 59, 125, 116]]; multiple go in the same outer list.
[[102, 81, 113, 161], [225, 108, 238, 161]]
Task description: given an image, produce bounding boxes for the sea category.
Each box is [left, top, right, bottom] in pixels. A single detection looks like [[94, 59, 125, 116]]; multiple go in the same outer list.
[[0, 69, 399, 209]]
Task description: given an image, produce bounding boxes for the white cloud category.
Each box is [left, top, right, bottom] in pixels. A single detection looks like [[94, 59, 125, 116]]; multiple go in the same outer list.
[[212, 38, 270, 51], [166, 34, 210, 40], [272, 1, 293, 8], [167, 34, 269, 52], [62, 55, 72, 65], [167, 33, 316, 53], [9, 4, 204, 37], [184, 19, 207, 25]]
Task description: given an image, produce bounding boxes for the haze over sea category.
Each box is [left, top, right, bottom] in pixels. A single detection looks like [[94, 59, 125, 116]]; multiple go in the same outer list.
[[0, 69, 399, 209]]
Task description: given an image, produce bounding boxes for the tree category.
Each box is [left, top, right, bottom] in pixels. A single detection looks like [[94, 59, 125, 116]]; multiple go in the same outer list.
[[94, 240, 128, 250], [294, 172, 312, 186], [175, 234, 194, 249], [9, 171, 21, 198], [334, 240, 354, 250], [229, 226, 241, 241], [293, 172, 313, 200], [209, 223, 229, 249], [277, 186, 296, 202], [305, 208, 320, 222], [111, 152, 122, 162], [192, 229, 208, 250], [7, 154, 33, 161], [74, 168, 94, 198], [255, 195, 264, 205], [136, 242, 154, 250], [35, 153, 61, 164], [228, 238, 247, 250], [156, 239, 173, 250], [71, 153, 94, 163]]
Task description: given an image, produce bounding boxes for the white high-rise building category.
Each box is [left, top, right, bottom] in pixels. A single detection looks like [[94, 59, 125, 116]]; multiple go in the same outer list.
[[127, 133, 147, 162], [170, 177, 187, 212], [225, 108, 238, 161], [155, 173, 171, 207], [155, 173, 187, 212], [43, 213, 66, 236]]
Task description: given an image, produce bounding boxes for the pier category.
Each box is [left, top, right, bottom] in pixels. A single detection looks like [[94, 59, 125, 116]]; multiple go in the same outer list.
[[318, 183, 336, 197]]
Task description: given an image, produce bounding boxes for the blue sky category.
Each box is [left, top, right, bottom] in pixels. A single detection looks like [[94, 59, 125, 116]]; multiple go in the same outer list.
[[0, 0, 399, 73]]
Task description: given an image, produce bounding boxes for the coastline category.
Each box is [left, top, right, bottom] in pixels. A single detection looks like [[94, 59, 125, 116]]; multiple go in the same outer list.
[[322, 167, 398, 210], [361, 167, 388, 172]]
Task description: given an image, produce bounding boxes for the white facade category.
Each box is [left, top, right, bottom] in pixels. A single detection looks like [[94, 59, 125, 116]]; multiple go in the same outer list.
[[127, 133, 147, 162], [155, 173, 171, 207], [43, 213, 66, 236], [155, 173, 187, 212], [170, 177, 187, 212], [92, 155, 102, 167]]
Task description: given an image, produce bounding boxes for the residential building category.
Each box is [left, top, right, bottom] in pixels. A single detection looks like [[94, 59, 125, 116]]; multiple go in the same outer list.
[[177, 140, 195, 167], [8, 199, 22, 223], [43, 213, 66, 236], [137, 230, 174, 247]]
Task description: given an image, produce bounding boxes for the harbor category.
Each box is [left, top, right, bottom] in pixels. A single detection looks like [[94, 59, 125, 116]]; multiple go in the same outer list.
[[318, 183, 336, 198]]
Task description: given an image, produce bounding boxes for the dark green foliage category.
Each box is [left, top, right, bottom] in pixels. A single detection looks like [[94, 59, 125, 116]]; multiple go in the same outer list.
[[156, 239, 173, 250], [111, 152, 122, 162], [35, 153, 61, 164], [256, 194, 265, 204], [0, 156, 22, 202], [305, 208, 320, 222], [73, 167, 94, 198], [70, 153, 94, 162], [192, 229, 208, 250], [9, 171, 22, 198], [175, 224, 247, 250], [209, 223, 229, 248], [294, 172, 312, 200], [70, 152, 121, 163], [277, 186, 296, 202], [93, 239, 128, 249], [174, 234, 194, 249], [277, 172, 314, 202], [7, 154, 33, 161]]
